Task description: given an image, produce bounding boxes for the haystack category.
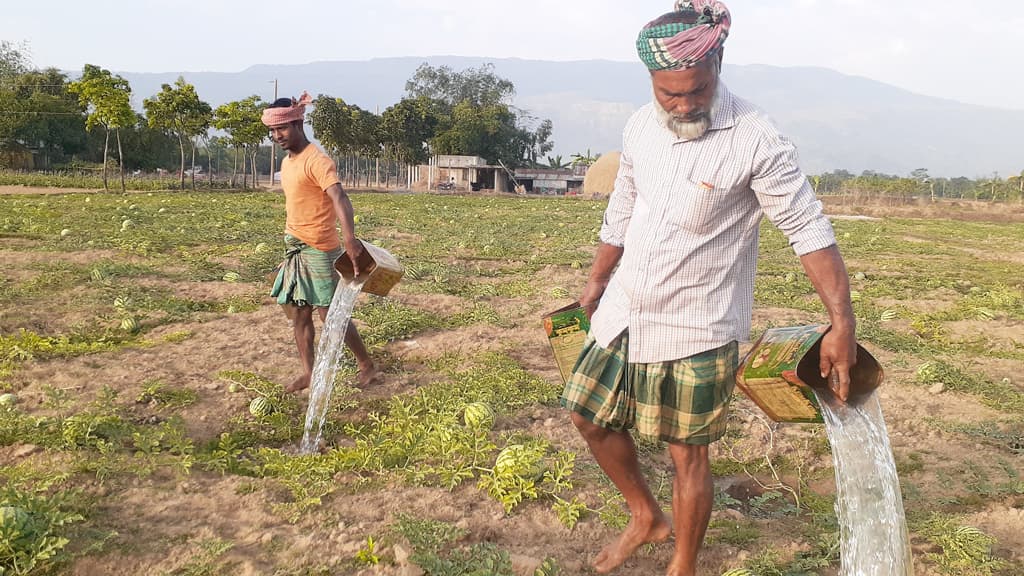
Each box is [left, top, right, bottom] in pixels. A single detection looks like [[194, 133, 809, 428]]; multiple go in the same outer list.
[[582, 152, 621, 199]]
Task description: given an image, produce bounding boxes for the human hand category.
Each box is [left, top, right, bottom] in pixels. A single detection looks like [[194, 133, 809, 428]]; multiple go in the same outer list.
[[344, 237, 364, 278], [819, 324, 857, 402], [579, 279, 609, 320]]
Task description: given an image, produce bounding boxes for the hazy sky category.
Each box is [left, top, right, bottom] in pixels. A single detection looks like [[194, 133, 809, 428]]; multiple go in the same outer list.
[[4, 0, 1022, 110]]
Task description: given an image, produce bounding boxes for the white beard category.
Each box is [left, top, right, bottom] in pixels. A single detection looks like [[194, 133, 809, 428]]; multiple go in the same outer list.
[[655, 86, 720, 140]]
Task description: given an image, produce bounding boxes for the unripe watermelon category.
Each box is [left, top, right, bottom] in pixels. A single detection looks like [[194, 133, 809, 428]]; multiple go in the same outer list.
[[463, 402, 495, 429], [249, 396, 273, 417], [550, 287, 570, 299], [494, 444, 541, 477]]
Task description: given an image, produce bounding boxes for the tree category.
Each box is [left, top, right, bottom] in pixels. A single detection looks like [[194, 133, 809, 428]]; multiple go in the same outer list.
[[380, 96, 441, 166], [404, 64, 553, 169], [546, 155, 570, 169], [405, 63, 514, 109], [143, 77, 212, 189], [571, 149, 600, 168], [213, 96, 265, 188], [70, 65, 135, 191]]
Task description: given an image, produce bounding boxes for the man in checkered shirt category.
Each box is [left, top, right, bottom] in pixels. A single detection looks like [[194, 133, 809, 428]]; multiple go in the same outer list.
[[561, 2, 859, 574]]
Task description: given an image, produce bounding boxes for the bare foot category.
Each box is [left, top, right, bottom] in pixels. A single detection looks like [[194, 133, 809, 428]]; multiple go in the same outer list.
[[593, 513, 672, 574], [665, 559, 695, 576], [284, 374, 310, 394], [356, 365, 384, 388]]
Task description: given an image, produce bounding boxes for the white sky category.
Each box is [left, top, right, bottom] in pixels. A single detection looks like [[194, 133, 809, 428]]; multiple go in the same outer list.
[[4, 0, 1022, 110]]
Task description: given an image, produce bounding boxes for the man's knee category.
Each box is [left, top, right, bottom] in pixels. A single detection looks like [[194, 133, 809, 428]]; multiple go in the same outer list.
[[667, 443, 710, 474], [292, 305, 314, 325], [570, 412, 608, 441]]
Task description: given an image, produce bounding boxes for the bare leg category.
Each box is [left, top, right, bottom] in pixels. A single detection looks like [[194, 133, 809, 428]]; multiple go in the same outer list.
[[665, 443, 713, 576], [316, 308, 381, 388], [571, 413, 672, 574], [286, 305, 316, 393]]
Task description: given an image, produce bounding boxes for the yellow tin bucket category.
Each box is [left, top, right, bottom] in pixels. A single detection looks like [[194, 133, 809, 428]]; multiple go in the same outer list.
[[333, 240, 404, 297]]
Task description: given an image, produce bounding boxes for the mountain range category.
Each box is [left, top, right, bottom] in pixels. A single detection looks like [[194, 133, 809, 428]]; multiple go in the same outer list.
[[116, 56, 1024, 178]]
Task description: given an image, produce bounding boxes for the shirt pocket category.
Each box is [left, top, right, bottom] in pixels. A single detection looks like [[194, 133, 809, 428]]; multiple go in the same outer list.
[[662, 178, 733, 235]]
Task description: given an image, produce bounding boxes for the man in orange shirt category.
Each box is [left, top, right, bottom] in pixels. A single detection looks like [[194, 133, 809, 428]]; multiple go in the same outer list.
[[262, 93, 381, 392]]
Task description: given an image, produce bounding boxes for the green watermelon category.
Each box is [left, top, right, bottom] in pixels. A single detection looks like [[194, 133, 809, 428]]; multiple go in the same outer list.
[[120, 317, 138, 332], [494, 444, 541, 478], [720, 569, 756, 576], [113, 296, 129, 309], [60, 228, 71, 237], [223, 272, 242, 283], [550, 287, 570, 299], [880, 309, 898, 322], [463, 402, 495, 429], [0, 393, 16, 407], [91, 268, 105, 282], [249, 396, 273, 417]]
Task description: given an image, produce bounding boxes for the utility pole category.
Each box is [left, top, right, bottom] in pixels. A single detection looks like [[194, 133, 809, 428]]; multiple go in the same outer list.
[[269, 79, 278, 184]]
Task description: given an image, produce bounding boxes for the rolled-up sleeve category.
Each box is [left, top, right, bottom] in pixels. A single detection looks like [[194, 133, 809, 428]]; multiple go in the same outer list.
[[750, 131, 835, 256], [599, 148, 638, 247]]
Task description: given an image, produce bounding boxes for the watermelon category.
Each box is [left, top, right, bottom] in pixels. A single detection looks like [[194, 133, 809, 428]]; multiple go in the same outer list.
[[880, 309, 898, 322], [60, 228, 71, 237], [784, 272, 797, 283], [550, 287, 570, 299], [113, 296, 129, 309], [90, 268, 105, 282], [223, 272, 242, 283], [494, 444, 541, 477], [570, 260, 583, 270], [120, 317, 138, 332], [915, 362, 938, 382], [228, 382, 241, 393], [249, 396, 273, 417], [463, 402, 495, 429], [0, 393, 16, 407], [720, 570, 756, 576], [254, 242, 269, 254], [854, 272, 867, 281], [849, 290, 862, 303]]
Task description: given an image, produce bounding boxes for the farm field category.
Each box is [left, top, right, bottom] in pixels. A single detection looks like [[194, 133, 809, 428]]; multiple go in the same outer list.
[[1, 188, 1022, 576]]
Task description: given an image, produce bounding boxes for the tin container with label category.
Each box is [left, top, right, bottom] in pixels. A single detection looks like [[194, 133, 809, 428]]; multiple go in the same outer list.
[[736, 325, 884, 423]]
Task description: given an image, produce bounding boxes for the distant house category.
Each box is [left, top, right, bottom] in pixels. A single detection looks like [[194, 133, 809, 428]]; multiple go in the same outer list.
[[412, 155, 513, 193], [513, 166, 586, 196]]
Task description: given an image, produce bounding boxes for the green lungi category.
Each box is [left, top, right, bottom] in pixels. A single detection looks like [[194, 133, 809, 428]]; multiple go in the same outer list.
[[270, 234, 344, 308], [561, 331, 738, 445]]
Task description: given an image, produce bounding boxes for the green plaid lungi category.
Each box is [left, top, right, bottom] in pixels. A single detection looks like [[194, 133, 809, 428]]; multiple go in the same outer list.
[[561, 331, 738, 445], [270, 235, 344, 308]]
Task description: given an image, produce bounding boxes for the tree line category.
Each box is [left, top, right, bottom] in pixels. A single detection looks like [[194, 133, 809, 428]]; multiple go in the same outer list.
[[2, 40, 1021, 201], [1, 41, 554, 191]]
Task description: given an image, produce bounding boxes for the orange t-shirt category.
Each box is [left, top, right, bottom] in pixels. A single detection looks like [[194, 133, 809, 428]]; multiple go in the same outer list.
[[281, 144, 343, 251]]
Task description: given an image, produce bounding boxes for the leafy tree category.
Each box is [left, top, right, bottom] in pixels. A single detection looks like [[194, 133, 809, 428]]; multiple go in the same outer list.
[[405, 63, 515, 108], [404, 64, 553, 169], [546, 155, 570, 169], [69, 64, 135, 190], [6, 68, 86, 168], [380, 96, 442, 166], [143, 77, 212, 189], [213, 95, 265, 188], [571, 149, 599, 168]]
